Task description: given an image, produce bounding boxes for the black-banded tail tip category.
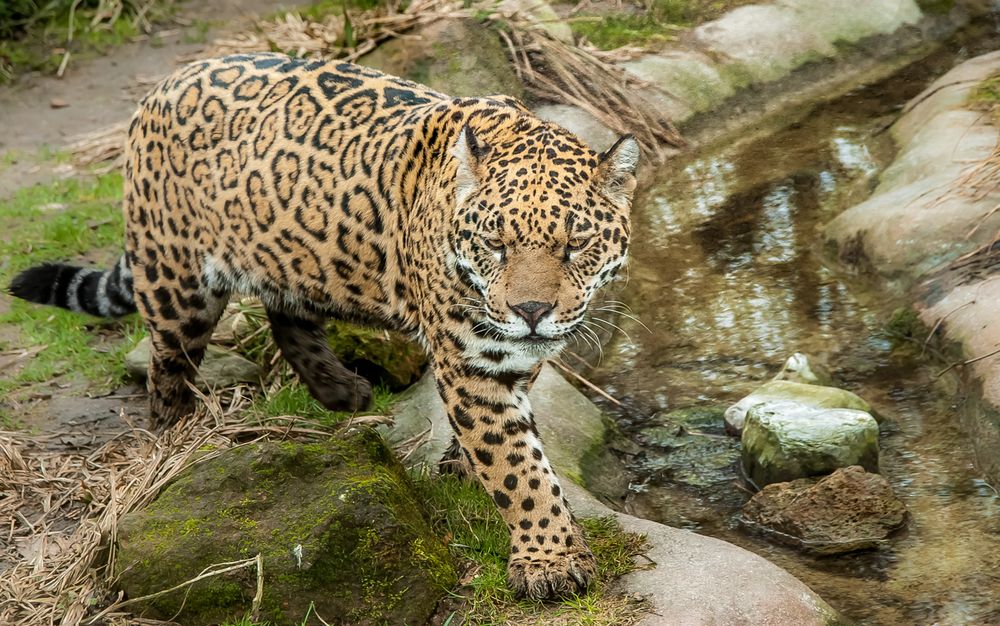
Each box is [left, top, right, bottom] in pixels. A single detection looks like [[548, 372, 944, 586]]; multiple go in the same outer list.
[[8, 263, 65, 305]]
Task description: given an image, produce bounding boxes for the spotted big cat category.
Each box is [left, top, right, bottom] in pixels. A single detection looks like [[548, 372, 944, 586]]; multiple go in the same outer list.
[[8, 52, 640, 599]]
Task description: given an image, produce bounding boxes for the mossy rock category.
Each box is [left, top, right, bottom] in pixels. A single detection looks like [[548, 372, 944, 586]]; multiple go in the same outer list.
[[328, 320, 427, 390], [358, 18, 523, 99], [116, 429, 456, 626]]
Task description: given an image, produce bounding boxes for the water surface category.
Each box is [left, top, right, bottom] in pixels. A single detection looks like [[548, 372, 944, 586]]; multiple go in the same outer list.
[[590, 27, 1000, 625]]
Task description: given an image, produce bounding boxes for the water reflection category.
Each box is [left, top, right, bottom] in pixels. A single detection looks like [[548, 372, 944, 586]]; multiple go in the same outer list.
[[589, 30, 1000, 626]]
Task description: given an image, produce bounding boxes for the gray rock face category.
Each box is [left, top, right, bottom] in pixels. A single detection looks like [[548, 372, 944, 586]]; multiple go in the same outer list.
[[741, 466, 907, 555], [742, 401, 880, 487], [125, 336, 261, 388], [358, 18, 523, 99], [725, 380, 872, 435], [824, 50, 1000, 285], [384, 364, 627, 496], [115, 429, 455, 626], [564, 482, 845, 626], [533, 104, 618, 151]]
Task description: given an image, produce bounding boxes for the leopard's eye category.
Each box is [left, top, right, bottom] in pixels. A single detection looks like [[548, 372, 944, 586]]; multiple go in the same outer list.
[[484, 236, 506, 253], [566, 235, 592, 252]]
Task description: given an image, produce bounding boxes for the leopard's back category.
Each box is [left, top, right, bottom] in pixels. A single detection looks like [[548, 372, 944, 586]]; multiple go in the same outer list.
[[124, 53, 449, 321]]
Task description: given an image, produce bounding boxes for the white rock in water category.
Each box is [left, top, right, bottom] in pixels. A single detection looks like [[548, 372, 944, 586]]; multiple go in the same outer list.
[[741, 401, 880, 488], [725, 379, 872, 435], [772, 352, 833, 386]]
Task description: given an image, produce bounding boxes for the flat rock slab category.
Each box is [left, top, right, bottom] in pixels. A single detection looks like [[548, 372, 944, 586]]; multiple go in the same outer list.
[[564, 481, 845, 626], [741, 466, 907, 555], [742, 401, 880, 487]]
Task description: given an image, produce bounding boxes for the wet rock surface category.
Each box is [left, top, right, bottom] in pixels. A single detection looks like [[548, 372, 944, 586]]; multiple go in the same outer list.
[[725, 380, 873, 435], [116, 429, 455, 626], [741, 466, 908, 555], [741, 401, 880, 487]]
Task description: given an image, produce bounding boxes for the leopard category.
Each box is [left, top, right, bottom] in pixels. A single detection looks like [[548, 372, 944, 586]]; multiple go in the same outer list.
[[8, 52, 639, 600]]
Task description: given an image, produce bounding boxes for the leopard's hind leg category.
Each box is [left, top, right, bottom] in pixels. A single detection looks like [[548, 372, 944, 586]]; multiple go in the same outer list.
[[266, 309, 372, 412], [132, 256, 231, 425]]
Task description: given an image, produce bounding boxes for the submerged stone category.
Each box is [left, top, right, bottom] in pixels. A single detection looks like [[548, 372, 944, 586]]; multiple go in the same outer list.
[[741, 465, 907, 555], [741, 401, 880, 487], [116, 429, 455, 626], [635, 406, 740, 490], [725, 379, 872, 435]]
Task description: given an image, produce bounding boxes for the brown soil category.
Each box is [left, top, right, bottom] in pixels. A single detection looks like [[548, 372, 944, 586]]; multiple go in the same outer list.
[[0, 0, 281, 199]]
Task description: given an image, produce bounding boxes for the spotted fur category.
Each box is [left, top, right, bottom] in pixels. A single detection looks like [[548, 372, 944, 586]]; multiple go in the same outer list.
[[7, 53, 640, 600]]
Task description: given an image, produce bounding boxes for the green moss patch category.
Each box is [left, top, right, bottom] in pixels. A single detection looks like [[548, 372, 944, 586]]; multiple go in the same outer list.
[[568, 0, 755, 51]]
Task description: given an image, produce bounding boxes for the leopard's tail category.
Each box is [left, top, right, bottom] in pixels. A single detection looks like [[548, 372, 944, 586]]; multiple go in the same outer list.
[[8, 254, 136, 318]]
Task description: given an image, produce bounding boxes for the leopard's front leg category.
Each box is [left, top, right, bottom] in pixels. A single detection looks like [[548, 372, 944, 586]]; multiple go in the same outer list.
[[432, 351, 596, 600]]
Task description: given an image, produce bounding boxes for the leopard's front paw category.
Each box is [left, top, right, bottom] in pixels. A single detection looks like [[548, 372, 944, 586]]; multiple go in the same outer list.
[[507, 549, 597, 600]]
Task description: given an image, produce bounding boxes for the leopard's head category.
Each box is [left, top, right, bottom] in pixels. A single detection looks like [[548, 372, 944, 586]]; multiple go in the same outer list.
[[449, 120, 639, 353]]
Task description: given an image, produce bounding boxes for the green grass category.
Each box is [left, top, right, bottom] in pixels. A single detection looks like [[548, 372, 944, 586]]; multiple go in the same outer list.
[[569, 0, 753, 50], [414, 474, 649, 625], [250, 379, 396, 427], [0, 171, 144, 404], [0, 0, 175, 82]]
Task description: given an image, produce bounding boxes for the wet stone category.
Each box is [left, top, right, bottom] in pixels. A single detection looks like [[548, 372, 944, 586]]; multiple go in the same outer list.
[[741, 465, 907, 555], [725, 379, 873, 436], [741, 401, 880, 487], [772, 352, 834, 386]]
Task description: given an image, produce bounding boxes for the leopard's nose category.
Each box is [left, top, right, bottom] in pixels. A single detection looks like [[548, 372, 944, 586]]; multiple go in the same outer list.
[[509, 300, 554, 331]]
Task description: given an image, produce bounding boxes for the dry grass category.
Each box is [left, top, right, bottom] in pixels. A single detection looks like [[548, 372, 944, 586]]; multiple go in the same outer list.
[[942, 140, 1000, 282], [0, 392, 384, 625]]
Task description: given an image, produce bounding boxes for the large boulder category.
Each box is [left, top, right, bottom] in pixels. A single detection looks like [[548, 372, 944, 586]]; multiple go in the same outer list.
[[741, 401, 880, 487], [824, 51, 1000, 286], [741, 466, 907, 555], [725, 380, 872, 435], [116, 429, 456, 626]]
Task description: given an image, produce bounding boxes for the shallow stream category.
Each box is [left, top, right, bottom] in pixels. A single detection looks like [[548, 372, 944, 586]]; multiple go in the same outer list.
[[590, 23, 1000, 626]]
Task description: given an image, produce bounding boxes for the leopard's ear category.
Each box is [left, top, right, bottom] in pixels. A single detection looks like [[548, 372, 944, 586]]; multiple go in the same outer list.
[[597, 135, 640, 207], [451, 125, 491, 206]]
